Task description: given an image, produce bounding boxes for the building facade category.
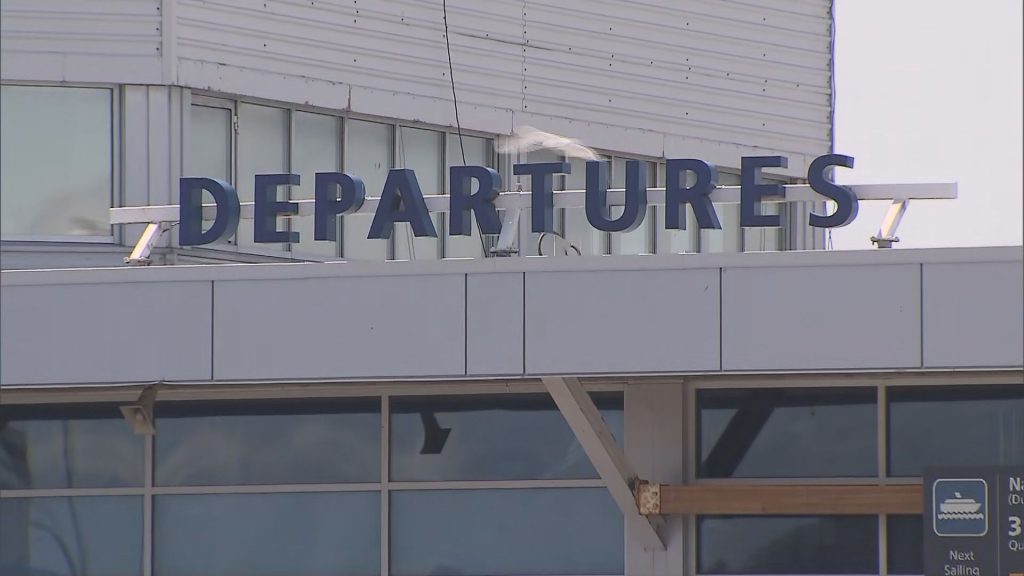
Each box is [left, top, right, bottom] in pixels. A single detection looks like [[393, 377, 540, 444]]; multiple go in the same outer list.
[[2, 2, 1023, 576], [1, 0, 832, 270]]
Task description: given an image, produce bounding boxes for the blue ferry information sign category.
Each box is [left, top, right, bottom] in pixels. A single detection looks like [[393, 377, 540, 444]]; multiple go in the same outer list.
[[924, 467, 1024, 576]]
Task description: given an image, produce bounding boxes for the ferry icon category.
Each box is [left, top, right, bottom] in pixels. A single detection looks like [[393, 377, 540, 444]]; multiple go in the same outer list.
[[936, 492, 984, 520], [933, 479, 988, 537]]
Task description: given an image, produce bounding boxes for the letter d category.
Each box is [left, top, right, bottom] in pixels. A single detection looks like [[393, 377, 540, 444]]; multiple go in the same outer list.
[[178, 177, 240, 246]]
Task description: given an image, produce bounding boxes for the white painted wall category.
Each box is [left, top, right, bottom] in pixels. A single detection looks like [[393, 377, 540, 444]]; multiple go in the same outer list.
[[2, 0, 834, 176]]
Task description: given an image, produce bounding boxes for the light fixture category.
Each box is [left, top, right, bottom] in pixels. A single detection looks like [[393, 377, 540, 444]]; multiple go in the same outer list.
[[120, 385, 158, 435]]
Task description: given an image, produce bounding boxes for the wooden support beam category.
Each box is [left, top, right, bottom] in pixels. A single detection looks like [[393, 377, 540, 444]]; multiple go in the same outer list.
[[637, 483, 923, 516]]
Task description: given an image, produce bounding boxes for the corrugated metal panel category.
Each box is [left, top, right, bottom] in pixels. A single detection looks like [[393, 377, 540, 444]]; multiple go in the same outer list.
[[0, 0, 163, 83], [0, 0, 833, 173], [174, 0, 832, 174]]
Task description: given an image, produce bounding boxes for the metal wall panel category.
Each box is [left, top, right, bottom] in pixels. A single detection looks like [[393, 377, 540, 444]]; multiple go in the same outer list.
[[0, 281, 212, 385], [524, 269, 721, 374], [466, 273, 524, 376], [171, 0, 831, 174], [923, 261, 1024, 369], [212, 275, 466, 381], [0, 0, 163, 83], [721, 264, 922, 371]]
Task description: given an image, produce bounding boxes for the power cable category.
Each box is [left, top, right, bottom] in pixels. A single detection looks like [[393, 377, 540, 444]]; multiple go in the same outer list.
[[442, 0, 491, 257]]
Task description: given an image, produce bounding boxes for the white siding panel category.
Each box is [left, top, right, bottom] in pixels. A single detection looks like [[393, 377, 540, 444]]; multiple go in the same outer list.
[[0, 0, 163, 83], [173, 0, 832, 171]]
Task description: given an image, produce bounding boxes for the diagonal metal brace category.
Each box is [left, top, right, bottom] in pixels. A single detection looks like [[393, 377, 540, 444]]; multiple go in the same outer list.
[[542, 376, 665, 550], [871, 199, 909, 248]]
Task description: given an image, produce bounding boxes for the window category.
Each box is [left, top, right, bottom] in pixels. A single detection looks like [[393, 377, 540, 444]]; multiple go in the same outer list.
[[235, 103, 290, 251], [390, 394, 622, 481], [0, 404, 144, 489], [394, 126, 442, 260], [701, 172, 742, 253], [343, 119, 391, 261], [1, 496, 143, 576], [561, 156, 604, 256], [154, 399, 380, 486], [697, 515, 879, 574], [1, 85, 115, 239], [391, 488, 623, 576], [886, 515, 923, 575], [154, 492, 379, 576], [445, 133, 493, 259], [1, 391, 623, 575], [887, 384, 1024, 476], [697, 387, 877, 478], [608, 157, 655, 255], [291, 110, 342, 257]]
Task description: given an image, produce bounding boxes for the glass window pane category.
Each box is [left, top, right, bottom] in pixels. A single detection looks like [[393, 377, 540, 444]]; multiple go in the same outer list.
[[887, 515, 923, 575], [698, 515, 879, 574], [291, 111, 341, 258], [394, 126, 441, 260], [445, 133, 492, 259], [702, 171, 741, 253], [186, 105, 231, 182], [0, 404, 144, 489], [888, 384, 1024, 477], [609, 158, 653, 255], [155, 492, 379, 576], [698, 387, 877, 478], [391, 488, 623, 576], [390, 393, 622, 481], [656, 161, 698, 254], [155, 399, 380, 486], [236, 103, 289, 250], [743, 201, 784, 251], [1, 85, 112, 237], [343, 119, 390, 260], [1, 496, 142, 576], [563, 156, 604, 256]]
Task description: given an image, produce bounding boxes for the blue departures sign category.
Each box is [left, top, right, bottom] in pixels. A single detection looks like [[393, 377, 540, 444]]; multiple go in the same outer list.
[[178, 154, 859, 247], [924, 467, 1024, 576]]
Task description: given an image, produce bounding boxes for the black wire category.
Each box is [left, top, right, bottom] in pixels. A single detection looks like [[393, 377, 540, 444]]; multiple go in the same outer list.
[[442, 0, 467, 166], [443, 0, 491, 257]]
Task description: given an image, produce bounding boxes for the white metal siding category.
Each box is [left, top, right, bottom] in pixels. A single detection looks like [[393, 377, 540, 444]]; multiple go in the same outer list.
[[0, 0, 163, 83], [1, 0, 833, 174]]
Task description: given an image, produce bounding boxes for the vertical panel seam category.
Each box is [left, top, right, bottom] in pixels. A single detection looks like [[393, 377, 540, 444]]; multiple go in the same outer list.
[[919, 263, 924, 369], [522, 271, 527, 376], [209, 280, 215, 381], [718, 267, 724, 372], [463, 273, 468, 376]]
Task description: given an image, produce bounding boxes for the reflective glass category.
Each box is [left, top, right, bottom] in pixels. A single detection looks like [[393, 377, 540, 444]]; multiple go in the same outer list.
[[236, 103, 289, 250], [445, 133, 492, 258], [154, 492, 379, 576], [609, 158, 653, 255], [343, 119, 390, 260], [1, 85, 112, 237], [291, 111, 341, 257], [155, 399, 380, 486], [701, 172, 742, 253], [394, 126, 441, 260], [888, 384, 1024, 476], [390, 488, 623, 576], [887, 515, 923, 575], [698, 387, 877, 478], [390, 393, 622, 481], [656, 162, 698, 254], [186, 105, 231, 182], [0, 404, 144, 489], [698, 515, 878, 574], [743, 201, 784, 251], [0, 496, 142, 576], [562, 156, 604, 256]]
